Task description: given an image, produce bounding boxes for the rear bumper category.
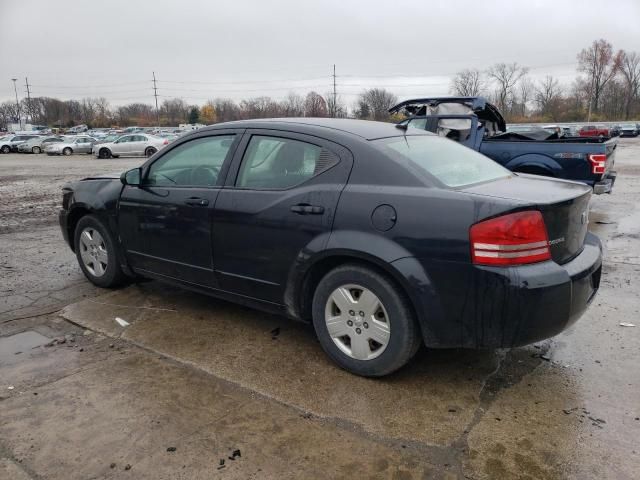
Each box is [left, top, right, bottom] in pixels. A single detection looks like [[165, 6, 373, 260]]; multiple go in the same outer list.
[[594, 171, 616, 194], [402, 233, 602, 349]]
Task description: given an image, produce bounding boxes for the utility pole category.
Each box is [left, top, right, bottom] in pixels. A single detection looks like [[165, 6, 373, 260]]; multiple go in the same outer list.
[[332, 64, 337, 118], [152, 71, 160, 126], [11, 79, 21, 130], [24, 77, 32, 125]]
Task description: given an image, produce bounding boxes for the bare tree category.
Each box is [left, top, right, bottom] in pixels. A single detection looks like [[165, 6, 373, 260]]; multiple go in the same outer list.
[[486, 63, 529, 113], [357, 88, 397, 121], [325, 92, 347, 118], [282, 92, 305, 117], [517, 77, 535, 117], [577, 39, 622, 114], [304, 91, 328, 117], [451, 69, 485, 96], [618, 50, 640, 119], [535, 76, 563, 119]]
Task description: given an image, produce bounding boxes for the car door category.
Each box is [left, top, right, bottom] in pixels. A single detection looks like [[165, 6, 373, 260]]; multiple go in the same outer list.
[[212, 130, 353, 303], [129, 135, 147, 156], [118, 131, 241, 287], [75, 137, 90, 153], [110, 135, 128, 155]]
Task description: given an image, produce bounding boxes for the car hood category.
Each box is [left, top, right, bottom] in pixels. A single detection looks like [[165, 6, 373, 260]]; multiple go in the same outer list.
[[389, 96, 506, 132], [81, 172, 122, 181]]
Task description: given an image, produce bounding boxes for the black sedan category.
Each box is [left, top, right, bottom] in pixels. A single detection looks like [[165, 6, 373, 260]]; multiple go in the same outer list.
[[59, 119, 602, 376]]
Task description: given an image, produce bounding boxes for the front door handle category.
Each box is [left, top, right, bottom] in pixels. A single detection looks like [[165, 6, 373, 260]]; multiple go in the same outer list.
[[290, 204, 324, 215], [185, 197, 209, 206]]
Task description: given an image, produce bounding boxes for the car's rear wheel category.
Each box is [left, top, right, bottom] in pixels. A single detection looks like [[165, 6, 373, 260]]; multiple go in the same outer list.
[[145, 147, 157, 157], [312, 264, 421, 377], [98, 148, 111, 159], [1, 145, 10, 154], [63, 147, 72, 156], [32, 146, 41, 154], [74, 215, 126, 288]]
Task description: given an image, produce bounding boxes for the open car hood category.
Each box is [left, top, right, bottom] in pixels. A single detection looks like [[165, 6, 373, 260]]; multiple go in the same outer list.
[[389, 96, 506, 132]]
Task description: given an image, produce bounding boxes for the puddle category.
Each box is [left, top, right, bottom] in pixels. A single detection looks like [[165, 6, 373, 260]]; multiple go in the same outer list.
[[0, 331, 50, 366]]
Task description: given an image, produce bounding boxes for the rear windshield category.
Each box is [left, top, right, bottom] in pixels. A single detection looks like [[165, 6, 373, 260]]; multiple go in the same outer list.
[[373, 135, 511, 188]]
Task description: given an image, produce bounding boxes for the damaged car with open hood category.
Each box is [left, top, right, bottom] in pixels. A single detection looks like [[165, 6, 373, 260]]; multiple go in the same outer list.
[[391, 97, 618, 194]]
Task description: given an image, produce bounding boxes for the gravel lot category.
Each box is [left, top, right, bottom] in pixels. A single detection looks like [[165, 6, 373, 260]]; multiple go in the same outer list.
[[1, 143, 639, 479]]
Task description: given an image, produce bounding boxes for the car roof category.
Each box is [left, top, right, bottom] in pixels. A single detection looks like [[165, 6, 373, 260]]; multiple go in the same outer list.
[[200, 118, 433, 141]]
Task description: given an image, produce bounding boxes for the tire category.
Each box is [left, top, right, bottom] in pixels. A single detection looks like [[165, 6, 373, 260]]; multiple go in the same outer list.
[[312, 264, 421, 377], [63, 147, 72, 156], [74, 215, 126, 288], [1, 145, 10, 154], [145, 147, 157, 157], [98, 148, 111, 159], [32, 146, 41, 154]]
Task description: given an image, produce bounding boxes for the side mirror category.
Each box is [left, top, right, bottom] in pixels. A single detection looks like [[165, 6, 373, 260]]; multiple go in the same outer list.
[[121, 168, 141, 186]]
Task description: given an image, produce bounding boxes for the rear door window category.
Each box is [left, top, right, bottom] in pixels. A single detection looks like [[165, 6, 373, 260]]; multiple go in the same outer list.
[[373, 135, 511, 188], [236, 135, 336, 190]]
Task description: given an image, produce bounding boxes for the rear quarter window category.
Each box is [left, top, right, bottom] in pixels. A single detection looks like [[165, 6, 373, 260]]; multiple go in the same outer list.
[[373, 135, 511, 188]]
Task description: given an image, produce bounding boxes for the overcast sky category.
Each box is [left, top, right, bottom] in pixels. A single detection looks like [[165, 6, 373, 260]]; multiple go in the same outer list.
[[1, 0, 639, 107]]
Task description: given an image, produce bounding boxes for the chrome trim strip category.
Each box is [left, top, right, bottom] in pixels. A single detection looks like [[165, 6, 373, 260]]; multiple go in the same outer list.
[[474, 248, 549, 259], [473, 241, 548, 251]]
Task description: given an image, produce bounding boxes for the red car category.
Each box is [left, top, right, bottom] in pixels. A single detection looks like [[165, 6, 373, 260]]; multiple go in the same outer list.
[[579, 125, 609, 138]]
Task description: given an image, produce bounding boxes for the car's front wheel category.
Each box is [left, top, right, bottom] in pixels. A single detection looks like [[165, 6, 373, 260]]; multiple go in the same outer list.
[[32, 146, 41, 154], [74, 215, 126, 288], [63, 147, 72, 156], [312, 264, 421, 377], [0, 145, 10, 154]]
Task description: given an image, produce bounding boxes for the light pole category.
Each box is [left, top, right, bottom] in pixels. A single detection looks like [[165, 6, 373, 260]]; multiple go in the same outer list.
[[11, 78, 21, 130]]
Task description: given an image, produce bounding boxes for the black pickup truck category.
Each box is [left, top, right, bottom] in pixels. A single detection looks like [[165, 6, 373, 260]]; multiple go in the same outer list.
[[391, 97, 617, 194]]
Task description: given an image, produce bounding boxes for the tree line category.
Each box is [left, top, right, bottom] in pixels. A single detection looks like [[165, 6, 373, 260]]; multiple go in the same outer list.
[[1, 38, 638, 130], [451, 39, 640, 122]]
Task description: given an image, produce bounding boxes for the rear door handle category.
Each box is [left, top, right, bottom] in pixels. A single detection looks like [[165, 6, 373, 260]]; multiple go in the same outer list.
[[185, 197, 209, 206], [290, 204, 324, 215]]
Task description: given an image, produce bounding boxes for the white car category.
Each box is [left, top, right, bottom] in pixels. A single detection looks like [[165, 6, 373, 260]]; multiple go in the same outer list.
[[45, 136, 96, 156], [0, 134, 41, 153], [92, 134, 169, 158]]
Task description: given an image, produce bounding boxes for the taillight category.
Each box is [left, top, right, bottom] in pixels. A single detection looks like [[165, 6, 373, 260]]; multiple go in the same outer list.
[[470, 211, 551, 266], [163, 139, 169, 145], [588, 154, 606, 174]]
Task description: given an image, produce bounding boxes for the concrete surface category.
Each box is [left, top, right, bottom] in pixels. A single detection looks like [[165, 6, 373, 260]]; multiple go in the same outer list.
[[1, 144, 639, 479]]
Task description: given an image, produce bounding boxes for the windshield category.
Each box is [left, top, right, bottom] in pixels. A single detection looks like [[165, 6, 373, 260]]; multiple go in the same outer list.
[[373, 135, 511, 188]]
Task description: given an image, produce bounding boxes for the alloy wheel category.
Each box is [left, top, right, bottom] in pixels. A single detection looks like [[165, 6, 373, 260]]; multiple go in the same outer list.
[[79, 227, 108, 277], [324, 284, 390, 361]]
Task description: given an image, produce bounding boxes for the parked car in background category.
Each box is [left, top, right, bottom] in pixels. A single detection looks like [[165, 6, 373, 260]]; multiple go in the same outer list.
[[45, 136, 96, 155], [0, 134, 41, 153], [392, 97, 617, 194], [620, 124, 639, 137], [579, 125, 609, 138], [93, 134, 169, 158], [66, 124, 88, 134], [59, 118, 603, 377], [609, 125, 621, 137], [18, 136, 65, 154]]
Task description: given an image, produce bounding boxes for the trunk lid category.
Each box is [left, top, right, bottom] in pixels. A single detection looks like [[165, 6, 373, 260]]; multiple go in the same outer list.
[[465, 174, 592, 264]]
